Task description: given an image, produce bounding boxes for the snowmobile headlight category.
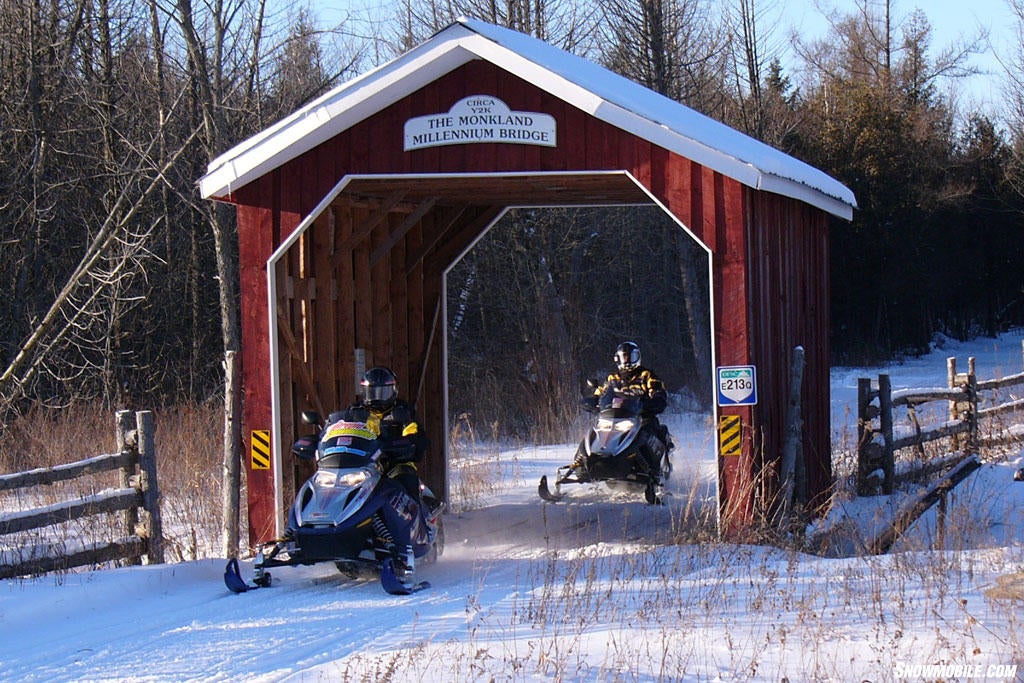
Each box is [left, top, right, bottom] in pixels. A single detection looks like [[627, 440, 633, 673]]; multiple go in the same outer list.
[[336, 470, 369, 487], [313, 470, 368, 487], [598, 418, 615, 430], [314, 470, 338, 487], [614, 419, 635, 432]]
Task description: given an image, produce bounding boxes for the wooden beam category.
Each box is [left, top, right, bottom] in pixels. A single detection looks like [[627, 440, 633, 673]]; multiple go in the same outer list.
[[337, 190, 407, 252], [404, 204, 470, 274], [425, 206, 505, 273], [370, 197, 438, 267], [276, 309, 324, 416], [414, 297, 442, 408], [313, 211, 339, 412]]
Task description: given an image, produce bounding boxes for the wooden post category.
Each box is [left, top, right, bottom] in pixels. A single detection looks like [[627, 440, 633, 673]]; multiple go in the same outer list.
[[948, 356, 976, 455], [856, 378, 875, 495], [115, 409, 141, 565], [947, 357, 959, 450], [777, 346, 805, 531], [878, 374, 894, 494], [221, 349, 241, 559], [966, 370, 978, 455], [136, 411, 164, 564]]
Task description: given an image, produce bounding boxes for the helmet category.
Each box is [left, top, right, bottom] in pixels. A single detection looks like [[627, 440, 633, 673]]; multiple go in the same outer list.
[[614, 342, 641, 373], [361, 366, 398, 410]]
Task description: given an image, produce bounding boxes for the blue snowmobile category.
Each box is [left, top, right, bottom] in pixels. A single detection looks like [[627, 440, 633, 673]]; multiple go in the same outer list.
[[224, 413, 443, 595]]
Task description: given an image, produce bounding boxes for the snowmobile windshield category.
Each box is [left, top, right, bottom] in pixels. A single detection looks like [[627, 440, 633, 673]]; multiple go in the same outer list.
[[318, 421, 381, 469], [597, 392, 642, 419]]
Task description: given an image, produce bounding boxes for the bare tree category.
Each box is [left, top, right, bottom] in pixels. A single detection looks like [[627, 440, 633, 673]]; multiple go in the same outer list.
[[1004, 0, 1024, 174], [597, 0, 728, 112], [165, 0, 259, 558], [793, 0, 984, 95], [163, 0, 364, 556], [720, 0, 800, 145], [387, 0, 599, 56], [0, 0, 194, 412], [0, 119, 199, 414]]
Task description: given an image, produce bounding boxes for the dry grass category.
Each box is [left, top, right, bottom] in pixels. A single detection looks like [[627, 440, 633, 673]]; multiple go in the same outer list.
[[447, 411, 525, 512], [0, 401, 226, 571], [0, 401, 1021, 679], [322, 493, 1023, 681]]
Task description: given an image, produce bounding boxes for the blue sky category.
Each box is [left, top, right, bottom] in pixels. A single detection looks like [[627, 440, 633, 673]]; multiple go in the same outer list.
[[786, 0, 1016, 115], [309, 0, 1017, 119]]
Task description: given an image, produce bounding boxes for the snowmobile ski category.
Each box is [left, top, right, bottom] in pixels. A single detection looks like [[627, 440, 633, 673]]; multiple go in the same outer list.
[[537, 475, 564, 502], [380, 558, 430, 595], [224, 558, 272, 593]]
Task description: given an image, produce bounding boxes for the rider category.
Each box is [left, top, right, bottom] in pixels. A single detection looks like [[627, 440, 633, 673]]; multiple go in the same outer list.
[[574, 341, 671, 477], [340, 366, 429, 508]]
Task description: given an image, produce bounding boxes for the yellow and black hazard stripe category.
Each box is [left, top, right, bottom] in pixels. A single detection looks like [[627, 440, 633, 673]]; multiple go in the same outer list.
[[251, 429, 271, 470], [718, 415, 742, 456]]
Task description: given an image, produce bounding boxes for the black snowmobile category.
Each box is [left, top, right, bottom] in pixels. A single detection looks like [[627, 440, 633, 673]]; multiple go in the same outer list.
[[224, 412, 443, 596], [539, 389, 673, 504]]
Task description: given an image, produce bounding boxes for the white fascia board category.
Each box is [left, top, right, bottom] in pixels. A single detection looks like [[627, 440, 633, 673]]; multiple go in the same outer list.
[[200, 30, 482, 199], [756, 174, 855, 220], [459, 35, 855, 219]]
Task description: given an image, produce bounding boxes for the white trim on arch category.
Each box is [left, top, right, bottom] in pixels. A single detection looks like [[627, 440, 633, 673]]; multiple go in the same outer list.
[[262, 170, 723, 536]]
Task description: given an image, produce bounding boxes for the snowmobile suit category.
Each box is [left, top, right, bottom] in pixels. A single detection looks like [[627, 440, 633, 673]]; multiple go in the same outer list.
[[338, 399, 429, 502], [594, 366, 667, 413]]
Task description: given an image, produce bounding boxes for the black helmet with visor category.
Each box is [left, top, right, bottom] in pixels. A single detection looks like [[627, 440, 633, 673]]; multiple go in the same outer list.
[[361, 366, 398, 410]]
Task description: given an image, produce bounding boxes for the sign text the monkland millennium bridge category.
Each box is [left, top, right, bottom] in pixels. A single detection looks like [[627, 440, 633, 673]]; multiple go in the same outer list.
[[404, 96, 556, 151]]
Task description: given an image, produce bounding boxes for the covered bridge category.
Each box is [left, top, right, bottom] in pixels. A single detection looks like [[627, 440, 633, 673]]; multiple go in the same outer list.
[[199, 18, 856, 545]]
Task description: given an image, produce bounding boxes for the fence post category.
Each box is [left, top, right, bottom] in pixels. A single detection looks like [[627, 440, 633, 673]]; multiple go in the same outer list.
[[947, 357, 959, 451], [878, 374, 894, 494], [966, 370, 978, 455], [115, 409, 141, 565], [136, 411, 164, 564], [857, 378, 880, 495], [857, 378, 870, 494], [777, 345, 805, 531]]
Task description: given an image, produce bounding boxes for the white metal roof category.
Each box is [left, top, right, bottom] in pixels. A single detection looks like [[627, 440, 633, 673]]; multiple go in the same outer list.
[[199, 17, 856, 219]]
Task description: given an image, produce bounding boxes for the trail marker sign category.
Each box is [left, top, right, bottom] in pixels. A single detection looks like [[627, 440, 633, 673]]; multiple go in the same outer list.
[[717, 365, 757, 406]]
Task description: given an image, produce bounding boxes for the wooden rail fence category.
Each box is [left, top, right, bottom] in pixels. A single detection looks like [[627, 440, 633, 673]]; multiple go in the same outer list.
[[0, 410, 164, 579], [857, 340, 1024, 496]]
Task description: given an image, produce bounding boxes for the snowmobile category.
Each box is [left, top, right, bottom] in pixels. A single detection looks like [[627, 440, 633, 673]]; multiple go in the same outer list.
[[224, 412, 443, 596], [538, 389, 673, 504]]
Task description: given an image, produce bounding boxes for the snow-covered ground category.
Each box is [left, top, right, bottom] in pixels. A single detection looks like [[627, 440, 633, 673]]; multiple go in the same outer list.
[[2, 332, 1023, 681]]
